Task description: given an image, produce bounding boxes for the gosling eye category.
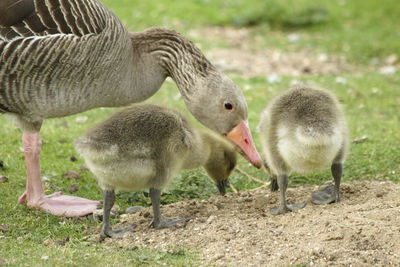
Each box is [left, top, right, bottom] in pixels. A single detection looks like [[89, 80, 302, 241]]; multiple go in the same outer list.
[[224, 102, 233, 111]]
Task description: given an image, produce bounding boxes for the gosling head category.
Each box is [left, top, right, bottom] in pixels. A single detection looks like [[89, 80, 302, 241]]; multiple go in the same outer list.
[[185, 72, 262, 169], [203, 137, 238, 196]]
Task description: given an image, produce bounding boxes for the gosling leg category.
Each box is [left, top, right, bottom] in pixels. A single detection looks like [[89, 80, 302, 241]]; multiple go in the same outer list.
[[311, 163, 342, 205], [149, 188, 191, 229], [270, 174, 306, 215], [101, 189, 135, 239]]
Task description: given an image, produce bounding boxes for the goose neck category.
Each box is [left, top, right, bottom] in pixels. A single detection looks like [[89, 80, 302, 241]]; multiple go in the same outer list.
[[130, 28, 215, 101]]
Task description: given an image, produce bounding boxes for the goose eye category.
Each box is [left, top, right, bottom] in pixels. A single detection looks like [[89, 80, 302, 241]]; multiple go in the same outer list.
[[224, 102, 233, 111]]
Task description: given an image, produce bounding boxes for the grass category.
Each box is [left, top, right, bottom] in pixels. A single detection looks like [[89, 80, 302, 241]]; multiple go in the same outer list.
[[1, 0, 400, 265], [102, 0, 400, 64]]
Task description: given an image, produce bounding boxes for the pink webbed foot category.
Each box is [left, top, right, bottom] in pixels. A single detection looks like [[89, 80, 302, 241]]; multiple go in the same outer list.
[[19, 190, 100, 217], [18, 191, 27, 204], [27, 192, 100, 217]]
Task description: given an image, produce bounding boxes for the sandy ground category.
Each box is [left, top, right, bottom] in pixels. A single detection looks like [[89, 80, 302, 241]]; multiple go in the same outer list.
[[98, 180, 400, 266]]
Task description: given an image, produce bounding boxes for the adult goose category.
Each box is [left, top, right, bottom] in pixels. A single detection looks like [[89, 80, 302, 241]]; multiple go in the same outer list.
[[0, 0, 262, 217], [75, 104, 237, 237], [258, 85, 349, 215]]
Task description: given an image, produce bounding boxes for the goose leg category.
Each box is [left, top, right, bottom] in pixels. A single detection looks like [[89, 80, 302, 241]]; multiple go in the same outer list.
[[149, 188, 191, 229], [270, 174, 306, 215], [311, 163, 342, 205], [18, 132, 100, 217], [101, 189, 135, 239]]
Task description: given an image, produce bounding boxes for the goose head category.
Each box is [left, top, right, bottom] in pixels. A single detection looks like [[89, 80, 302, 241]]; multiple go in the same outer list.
[[184, 72, 262, 169]]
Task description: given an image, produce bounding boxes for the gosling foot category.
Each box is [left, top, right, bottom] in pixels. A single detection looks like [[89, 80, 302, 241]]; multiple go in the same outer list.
[[270, 201, 307, 215], [311, 184, 339, 205], [150, 217, 191, 229], [102, 224, 136, 239]]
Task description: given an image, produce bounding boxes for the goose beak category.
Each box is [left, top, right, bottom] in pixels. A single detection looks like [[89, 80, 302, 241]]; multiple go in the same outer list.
[[227, 120, 262, 168]]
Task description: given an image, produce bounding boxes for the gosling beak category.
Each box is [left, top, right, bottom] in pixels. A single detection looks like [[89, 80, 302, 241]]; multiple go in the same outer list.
[[216, 179, 229, 196], [227, 120, 262, 168]]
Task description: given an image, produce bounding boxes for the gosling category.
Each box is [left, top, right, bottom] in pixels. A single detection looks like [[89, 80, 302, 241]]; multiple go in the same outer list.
[[75, 104, 237, 237], [258, 85, 349, 215]]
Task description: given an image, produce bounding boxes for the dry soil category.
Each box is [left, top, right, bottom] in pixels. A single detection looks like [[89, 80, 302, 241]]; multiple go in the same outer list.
[[100, 180, 400, 266]]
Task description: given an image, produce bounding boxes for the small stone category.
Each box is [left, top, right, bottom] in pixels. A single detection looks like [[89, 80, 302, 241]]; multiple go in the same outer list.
[[126, 206, 143, 214], [335, 76, 347, 84], [267, 74, 281, 84], [324, 231, 344, 241], [62, 170, 81, 179], [287, 33, 300, 43], [41, 255, 49, 261], [290, 79, 300, 86], [69, 184, 79, 193], [143, 211, 151, 218], [43, 239, 51, 246], [318, 53, 328, 62], [92, 209, 117, 222], [376, 190, 386, 198], [0, 224, 9, 232], [379, 65, 396, 75], [352, 136, 368, 144], [211, 253, 225, 261], [17, 237, 23, 243], [75, 116, 88, 123], [206, 215, 216, 224]]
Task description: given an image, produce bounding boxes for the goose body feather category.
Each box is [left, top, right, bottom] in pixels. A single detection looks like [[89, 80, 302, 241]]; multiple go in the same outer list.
[[0, 0, 146, 123]]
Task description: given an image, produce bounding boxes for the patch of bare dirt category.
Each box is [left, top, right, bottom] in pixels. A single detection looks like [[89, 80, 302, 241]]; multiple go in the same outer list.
[[100, 180, 400, 266], [188, 26, 361, 77]]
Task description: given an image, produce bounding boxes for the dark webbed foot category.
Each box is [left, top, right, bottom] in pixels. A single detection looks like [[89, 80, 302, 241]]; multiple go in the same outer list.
[[101, 189, 136, 239], [150, 216, 191, 229], [102, 224, 136, 239], [311, 184, 339, 204], [270, 201, 307, 215], [149, 188, 191, 229]]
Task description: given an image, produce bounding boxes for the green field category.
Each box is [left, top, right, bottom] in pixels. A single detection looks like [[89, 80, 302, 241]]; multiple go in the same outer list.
[[1, 0, 399, 265]]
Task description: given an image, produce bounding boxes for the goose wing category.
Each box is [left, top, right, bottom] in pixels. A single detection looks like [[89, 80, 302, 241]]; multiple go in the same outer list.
[[0, 0, 130, 116], [0, 0, 114, 39]]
